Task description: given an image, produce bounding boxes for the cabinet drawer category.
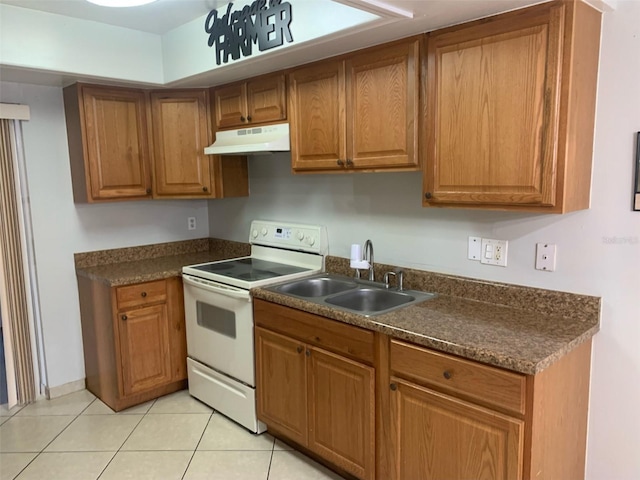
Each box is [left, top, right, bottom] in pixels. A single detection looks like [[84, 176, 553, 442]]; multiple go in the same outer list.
[[254, 299, 374, 364], [390, 340, 526, 415], [116, 280, 167, 311]]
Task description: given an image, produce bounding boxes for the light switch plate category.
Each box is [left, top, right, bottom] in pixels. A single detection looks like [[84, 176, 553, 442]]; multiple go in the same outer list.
[[535, 243, 557, 271], [480, 238, 508, 267], [468, 236, 482, 260]]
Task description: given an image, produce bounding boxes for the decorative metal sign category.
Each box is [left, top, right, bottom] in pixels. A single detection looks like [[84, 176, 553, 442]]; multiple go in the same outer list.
[[205, 0, 293, 66]]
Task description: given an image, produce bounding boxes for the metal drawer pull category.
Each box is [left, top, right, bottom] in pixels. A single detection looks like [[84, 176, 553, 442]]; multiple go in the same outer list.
[[121, 315, 127, 321], [141, 292, 147, 297], [296, 346, 303, 354], [390, 383, 397, 391], [443, 370, 452, 380]]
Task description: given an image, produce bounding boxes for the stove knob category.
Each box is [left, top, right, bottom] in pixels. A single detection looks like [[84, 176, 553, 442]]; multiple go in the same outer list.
[[297, 231, 304, 241], [252, 229, 258, 239], [307, 236, 316, 246], [261, 227, 268, 236]]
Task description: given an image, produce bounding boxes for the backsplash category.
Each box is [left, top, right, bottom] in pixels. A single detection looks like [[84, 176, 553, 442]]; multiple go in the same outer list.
[[325, 256, 601, 324]]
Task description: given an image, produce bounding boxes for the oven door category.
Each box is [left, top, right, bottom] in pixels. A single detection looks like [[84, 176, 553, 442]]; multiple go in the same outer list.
[[182, 274, 255, 387]]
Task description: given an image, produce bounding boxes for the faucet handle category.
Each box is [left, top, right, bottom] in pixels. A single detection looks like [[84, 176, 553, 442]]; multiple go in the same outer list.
[[383, 271, 396, 289], [384, 270, 404, 290]]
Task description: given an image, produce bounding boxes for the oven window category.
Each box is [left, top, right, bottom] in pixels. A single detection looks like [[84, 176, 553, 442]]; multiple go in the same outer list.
[[196, 301, 237, 338]]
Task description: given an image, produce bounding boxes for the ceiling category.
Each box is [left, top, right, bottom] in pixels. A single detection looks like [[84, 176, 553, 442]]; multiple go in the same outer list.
[[0, 0, 547, 87], [0, 0, 224, 34]]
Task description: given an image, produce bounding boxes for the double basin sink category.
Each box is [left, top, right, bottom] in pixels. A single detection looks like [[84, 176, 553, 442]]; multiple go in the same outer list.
[[268, 273, 437, 317]]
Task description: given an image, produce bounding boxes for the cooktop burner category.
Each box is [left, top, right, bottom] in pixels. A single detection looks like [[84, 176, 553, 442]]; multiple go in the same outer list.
[[190, 258, 309, 282]]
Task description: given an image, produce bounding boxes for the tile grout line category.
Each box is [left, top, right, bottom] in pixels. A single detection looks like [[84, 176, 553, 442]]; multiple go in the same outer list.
[[266, 435, 276, 480], [180, 410, 215, 480], [7, 396, 96, 480], [95, 397, 157, 479]]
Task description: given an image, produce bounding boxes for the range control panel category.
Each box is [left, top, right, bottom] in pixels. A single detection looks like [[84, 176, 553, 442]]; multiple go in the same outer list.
[[249, 220, 328, 255]]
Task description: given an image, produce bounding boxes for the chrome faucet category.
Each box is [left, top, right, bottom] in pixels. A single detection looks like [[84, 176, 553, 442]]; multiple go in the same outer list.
[[363, 239, 375, 281], [384, 270, 404, 291]]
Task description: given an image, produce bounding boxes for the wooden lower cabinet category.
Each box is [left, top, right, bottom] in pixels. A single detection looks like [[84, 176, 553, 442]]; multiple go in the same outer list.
[[254, 300, 375, 480], [390, 378, 523, 479], [308, 347, 375, 480], [255, 327, 308, 446], [386, 338, 592, 480], [118, 304, 172, 396], [254, 300, 593, 480], [77, 276, 187, 411]]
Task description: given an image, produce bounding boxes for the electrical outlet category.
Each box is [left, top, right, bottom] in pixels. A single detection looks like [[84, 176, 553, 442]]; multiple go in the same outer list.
[[468, 236, 482, 260], [187, 217, 196, 231], [535, 243, 557, 271], [480, 238, 508, 267]]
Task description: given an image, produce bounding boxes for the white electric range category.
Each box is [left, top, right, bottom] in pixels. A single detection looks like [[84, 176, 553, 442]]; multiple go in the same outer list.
[[182, 220, 327, 433]]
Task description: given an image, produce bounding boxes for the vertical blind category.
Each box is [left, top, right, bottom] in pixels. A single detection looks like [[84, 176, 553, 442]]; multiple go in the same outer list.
[[0, 118, 36, 405]]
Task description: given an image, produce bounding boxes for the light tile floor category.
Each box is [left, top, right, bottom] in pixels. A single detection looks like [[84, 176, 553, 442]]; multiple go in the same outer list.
[[0, 390, 346, 480]]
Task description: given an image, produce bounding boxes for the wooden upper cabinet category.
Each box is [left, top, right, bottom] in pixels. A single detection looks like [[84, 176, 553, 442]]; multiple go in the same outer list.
[[288, 60, 347, 171], [424, 0, 601, 212], [346, 39, 420, 170], [64, 84, 152, 202], [289, 37, 421, 173], [150, 90, 213, 197], [213, 73, 286, 130]]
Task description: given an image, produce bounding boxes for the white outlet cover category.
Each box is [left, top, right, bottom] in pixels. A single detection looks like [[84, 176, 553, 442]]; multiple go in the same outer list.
[[480, 238, 508, 267], [535, 243, 557, 272], [468, 236, 482, 261]]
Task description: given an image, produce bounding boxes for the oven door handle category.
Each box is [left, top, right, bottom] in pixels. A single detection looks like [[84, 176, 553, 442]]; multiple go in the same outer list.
[[182, 275, 251, 301]]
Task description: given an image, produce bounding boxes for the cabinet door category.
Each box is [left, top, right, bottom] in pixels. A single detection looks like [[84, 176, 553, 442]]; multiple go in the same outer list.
[[255, 327, 308, 446], [118, 304, 172, 397], [166, 277, 187, 382], [424, 5, 563, 206], [246, 74, 286, 125], [214, 83, 248, 129], [288, 60, 347, 171], [308, 347, 375, 480], [150, 90, 213, 197], [81, 86, 152, 200], [346, 39, 420, 170], [390, 378, 523, 480]]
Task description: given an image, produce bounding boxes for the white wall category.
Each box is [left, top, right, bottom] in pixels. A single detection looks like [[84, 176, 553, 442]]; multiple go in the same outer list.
[[0, 81, 210, 389], [208, 3, 640, 479], [0, 5, 163, 85]]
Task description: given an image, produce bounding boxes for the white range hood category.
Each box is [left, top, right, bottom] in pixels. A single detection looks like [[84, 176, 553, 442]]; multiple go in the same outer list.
[[204, 123, 290, 155]]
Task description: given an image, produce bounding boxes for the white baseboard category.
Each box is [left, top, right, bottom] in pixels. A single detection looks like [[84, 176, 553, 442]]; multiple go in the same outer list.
[[45, 378, 86, 399]]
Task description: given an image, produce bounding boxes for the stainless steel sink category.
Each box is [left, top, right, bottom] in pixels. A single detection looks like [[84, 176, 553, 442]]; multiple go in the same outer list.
[[276, 277, 357, 297], [325, 288, 416, 312], [269, 273, 436, 316]]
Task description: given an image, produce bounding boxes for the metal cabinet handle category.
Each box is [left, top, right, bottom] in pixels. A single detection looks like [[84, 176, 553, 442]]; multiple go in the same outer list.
[[390, 383, 397, 391], [247, 115, 252, 122], [121, 315, 128, 321], [443, 370, 452, 380], [346, 159, 354, 166], [337, 159, 344, 166], [146, 188, 152, 195], [203, 186, 208, 192], [240, 116, 246, 122], [305, 350, 311, 357], [296, 346, 303, 354], [425, 192, 432, 200], [141, 292, 147, 298]]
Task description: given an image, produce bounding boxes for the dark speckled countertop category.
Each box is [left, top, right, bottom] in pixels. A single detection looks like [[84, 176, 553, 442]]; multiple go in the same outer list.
[[75, 241, 600, 375], [251, 257, 600, 375], [75, 238, 249, 286]]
